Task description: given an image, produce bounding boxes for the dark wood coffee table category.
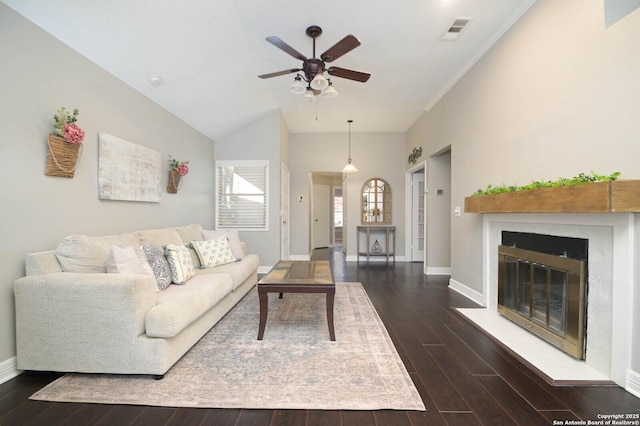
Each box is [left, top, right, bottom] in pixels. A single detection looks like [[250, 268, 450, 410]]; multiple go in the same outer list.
[[257, 260, 336, 341]]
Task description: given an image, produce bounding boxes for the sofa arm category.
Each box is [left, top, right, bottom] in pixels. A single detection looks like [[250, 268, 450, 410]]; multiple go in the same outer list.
[[14, 272, 157, 372]]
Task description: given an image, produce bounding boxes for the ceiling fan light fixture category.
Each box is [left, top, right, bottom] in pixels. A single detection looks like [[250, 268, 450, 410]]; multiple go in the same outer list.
[[289, 76, 307, 94], [302, 88, 315, 102], [322, 80, 338, 98], [310, 73, 329, 90]]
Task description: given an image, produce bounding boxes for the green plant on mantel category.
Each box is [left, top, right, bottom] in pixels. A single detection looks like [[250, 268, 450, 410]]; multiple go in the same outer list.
[[471, 171, 621, 196]]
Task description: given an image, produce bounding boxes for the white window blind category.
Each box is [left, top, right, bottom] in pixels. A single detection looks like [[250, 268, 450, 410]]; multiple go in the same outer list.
[[215, 160, 268, 230]]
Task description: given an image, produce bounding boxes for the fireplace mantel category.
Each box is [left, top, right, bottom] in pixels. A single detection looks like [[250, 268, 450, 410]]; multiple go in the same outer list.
[[464, 180, 640, 213]]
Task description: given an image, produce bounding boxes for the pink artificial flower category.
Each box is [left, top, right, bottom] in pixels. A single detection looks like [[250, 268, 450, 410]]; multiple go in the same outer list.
[[64, 123, 85, 144], [178, 163, 190, 176]]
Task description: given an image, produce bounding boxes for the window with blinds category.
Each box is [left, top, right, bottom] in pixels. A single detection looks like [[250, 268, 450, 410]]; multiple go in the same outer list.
[[215, 160, 269, 230]]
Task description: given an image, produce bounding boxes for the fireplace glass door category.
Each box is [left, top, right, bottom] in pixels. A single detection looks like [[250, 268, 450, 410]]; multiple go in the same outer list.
[[548, 269, 567, 334], [498, 245, 586, 359]]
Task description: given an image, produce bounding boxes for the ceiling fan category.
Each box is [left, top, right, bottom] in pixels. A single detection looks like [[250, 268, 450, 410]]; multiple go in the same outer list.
[[258, 25, 371, 98]]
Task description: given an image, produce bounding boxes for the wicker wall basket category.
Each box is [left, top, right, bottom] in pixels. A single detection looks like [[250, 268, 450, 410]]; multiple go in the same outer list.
[[45, 134, 83, 178], [167, 170, 182, 193]]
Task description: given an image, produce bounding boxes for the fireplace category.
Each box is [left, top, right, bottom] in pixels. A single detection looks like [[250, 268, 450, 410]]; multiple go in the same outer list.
[[459, 213, 638, 389], [497, 232, 588, 359]]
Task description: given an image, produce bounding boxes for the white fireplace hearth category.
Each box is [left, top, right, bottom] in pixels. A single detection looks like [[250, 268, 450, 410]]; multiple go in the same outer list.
[[452, 212, 639, 395]]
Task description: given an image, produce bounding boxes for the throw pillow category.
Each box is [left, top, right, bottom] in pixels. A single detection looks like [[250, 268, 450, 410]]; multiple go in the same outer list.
[[191, 237, 237, 268], [164, 244, 196, 285], [56, 232, 139, 273], [141, 244, 172, 292], [201, 229, 244, 259], [106, 245, 154, 277]]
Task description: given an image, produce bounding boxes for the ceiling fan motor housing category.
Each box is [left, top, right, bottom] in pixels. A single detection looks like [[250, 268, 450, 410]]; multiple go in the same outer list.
[[303, 58, 325, 82]]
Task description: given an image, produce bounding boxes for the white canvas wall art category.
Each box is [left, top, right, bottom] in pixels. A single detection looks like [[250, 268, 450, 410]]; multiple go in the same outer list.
[[98, 133, 161, 202]]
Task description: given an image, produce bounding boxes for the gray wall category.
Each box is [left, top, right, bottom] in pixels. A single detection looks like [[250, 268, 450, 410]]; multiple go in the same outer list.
[[0, 5, 214, 364], [214, 110, 289, 268], [427, 150, 451, 270], [290, 132, 406, 259], [407, 0, 640, 375]]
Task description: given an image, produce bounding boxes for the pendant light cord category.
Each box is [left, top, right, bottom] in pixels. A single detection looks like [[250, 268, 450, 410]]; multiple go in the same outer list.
[[347, 119, 353, 162]]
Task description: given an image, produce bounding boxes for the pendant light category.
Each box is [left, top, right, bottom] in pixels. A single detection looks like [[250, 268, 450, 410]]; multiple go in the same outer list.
[[342, 119, 358, 173]]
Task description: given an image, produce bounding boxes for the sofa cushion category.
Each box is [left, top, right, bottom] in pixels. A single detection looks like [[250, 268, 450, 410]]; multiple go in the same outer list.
[[176, 224, 204, 244], [25, 251, 63, 276], [196, 253, 259, 290], [56, 232, 140, 273], [202, 229, 244, 259], [145, 273, 234, 338], [106, 245, 154, 277], [191, 237, 237, 268], [136, 228, 183, 250], [164, 244, 196, 285], [141, 245, 172, 291]]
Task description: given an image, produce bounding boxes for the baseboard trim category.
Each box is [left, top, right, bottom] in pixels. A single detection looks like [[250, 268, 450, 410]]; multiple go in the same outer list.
[[0, 357, 20, 385], [345, 255, 406, 262], [426, 267, 451, 276], [258, 266, 273, 274], [289, 255, 311, 261], [448, 278, 485, 307], [627, 369, 640, 399]]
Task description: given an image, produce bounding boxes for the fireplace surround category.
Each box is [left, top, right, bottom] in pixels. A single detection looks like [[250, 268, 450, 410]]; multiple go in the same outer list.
[[458, 212, 639, 392]]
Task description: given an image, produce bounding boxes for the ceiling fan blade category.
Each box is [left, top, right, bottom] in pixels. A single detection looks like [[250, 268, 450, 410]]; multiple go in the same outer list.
[[258, 69, 301, 79], [327, 66, 371, 82], [265, 36, 307, 61], [321, 35, 361, 62]]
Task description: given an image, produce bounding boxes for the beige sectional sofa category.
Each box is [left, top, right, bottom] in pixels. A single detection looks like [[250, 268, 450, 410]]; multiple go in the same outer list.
[[14, 224, 259, 378]]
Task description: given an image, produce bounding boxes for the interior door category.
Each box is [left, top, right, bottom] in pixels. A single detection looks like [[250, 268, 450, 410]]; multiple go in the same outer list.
[[411, 172, 425, 262], [313, 184, 330, 248], [281, 164, 290, 260]]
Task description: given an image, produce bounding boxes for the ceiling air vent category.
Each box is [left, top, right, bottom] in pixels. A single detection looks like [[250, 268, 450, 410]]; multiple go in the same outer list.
[[441, 17, 472, 41]]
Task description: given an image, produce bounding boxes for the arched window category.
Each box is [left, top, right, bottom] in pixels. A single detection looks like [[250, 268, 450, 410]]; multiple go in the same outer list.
[[361, 178, 391, 224]]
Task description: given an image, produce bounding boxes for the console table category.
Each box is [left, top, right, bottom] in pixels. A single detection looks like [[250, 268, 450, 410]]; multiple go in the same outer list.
[[357, 226, 396, 264]]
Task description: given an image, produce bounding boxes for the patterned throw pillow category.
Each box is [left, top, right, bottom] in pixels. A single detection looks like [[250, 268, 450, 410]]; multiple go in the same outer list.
[[191, 236, 237, 268], [163, 244, 196, 285], [201, 229, 244, 259], [141, 244, 172, 291]]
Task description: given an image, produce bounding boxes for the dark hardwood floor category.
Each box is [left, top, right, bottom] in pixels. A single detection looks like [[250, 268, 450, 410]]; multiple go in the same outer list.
[[1, 248, 639, 425]]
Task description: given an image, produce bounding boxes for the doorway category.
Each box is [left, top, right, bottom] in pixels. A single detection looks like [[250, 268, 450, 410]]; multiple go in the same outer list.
[[281, 164, 290, 260], [405, 146, 451, 274], [309, 172, 344, 253], [427, 148, 451, 274], [333, 187, 344, 248], [411, 170, 425, 262], [406, 162, 426, 263], [312, 183, 330, 248]]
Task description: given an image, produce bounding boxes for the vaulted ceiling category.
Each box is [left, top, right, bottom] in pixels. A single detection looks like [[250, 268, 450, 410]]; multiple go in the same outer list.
[[3, 0, 535, 139]]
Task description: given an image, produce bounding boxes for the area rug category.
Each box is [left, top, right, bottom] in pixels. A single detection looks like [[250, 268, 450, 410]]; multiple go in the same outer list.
[[31, 282, 425, 411]]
